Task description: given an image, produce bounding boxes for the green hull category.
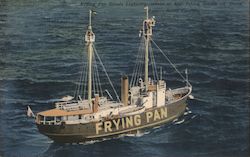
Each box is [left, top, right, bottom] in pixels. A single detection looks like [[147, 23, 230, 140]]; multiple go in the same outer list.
[[37, 98, 187, 143]]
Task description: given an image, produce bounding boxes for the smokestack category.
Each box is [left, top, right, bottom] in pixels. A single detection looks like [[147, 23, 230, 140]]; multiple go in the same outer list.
[[93, 94, 99, 113], [121, 76, 128, 106]]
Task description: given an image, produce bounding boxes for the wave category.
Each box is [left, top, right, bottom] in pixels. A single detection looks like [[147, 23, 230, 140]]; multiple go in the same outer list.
[[173, 119, 185, 125], [184, 110, 192, 115], [77, 139, 109, 145], [122, 130, 150, 138]]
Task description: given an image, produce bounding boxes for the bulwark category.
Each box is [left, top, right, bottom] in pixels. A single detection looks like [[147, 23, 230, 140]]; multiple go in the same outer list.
[[95, 107, 168, 134]]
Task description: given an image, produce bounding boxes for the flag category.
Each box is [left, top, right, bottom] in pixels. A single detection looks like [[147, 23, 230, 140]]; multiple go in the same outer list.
[[91, 10, 97, 15], [139, 29, 142, 37], [188, 95, 194, 100], [27, 105, 35, 118]]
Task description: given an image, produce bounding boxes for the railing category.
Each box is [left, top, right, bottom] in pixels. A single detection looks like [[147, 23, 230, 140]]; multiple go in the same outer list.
[[40, 120, 62, 125], [55, 102, 67, 109]]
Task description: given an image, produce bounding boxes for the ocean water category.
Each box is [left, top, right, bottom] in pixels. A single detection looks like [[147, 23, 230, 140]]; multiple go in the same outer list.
[[0, 0, 249, 157]]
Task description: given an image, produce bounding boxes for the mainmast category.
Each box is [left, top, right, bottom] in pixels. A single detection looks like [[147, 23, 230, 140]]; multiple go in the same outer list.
[[142, 6, 155, 91], [85, 10, 95, 105]]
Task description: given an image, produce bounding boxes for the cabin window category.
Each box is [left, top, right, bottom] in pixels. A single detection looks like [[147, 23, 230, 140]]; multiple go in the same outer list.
[[39, 115, 44, 121], [79, 115, 82, 120], [56, 116, 62, 122], [46, 116, 54, 121]]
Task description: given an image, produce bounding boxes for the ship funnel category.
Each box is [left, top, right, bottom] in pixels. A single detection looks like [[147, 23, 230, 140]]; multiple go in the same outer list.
[[121, 76, 128, 106], [93, 94, 99, 113]]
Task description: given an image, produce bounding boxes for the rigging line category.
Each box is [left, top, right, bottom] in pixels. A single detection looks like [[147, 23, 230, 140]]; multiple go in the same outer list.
[[92, 51, 102, 96], [96, 61, 103, 96], [134, 43, 142, 86], [93, 54, 99, 94], [130, 38, 144, 87], [131, 38, 143, 87], [74, 53, 85, 99], [149, 42, 155, 81], [151, 39, 191, 86], [94, 54, 100, 95], [149, 41, 159, 81], [80, 62, 85, 98], [149, 39, 156, 81], [93, 45, 121, 102], [136, 38, 144, 81], [92, 54, 96, 95], [132, 37, 144, 86], [136, 51, 143, 85], [80, 55, 87, 96], [73, 78, 78, 99], [133, 39, 144, 86], [74, 70, 80, 99], [79, 62, 86, 97], [94, 62, 99, 94], [137, 39, 145, 85], [83, 61, 88, 99], [131, 53, 139, 86], [76, 59, 86, 99], [133, 41, 144, 87]]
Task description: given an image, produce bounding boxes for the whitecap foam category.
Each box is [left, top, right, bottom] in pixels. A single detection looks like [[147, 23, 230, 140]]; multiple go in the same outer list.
[[44, 140, 54, 144], [174, 119, 185, 125], [172, 118, 179, 122], [123, 130, 150, 137], [77, 138, 110, 145], [191, 115, 197, 119], [153, 126, 161, 129]]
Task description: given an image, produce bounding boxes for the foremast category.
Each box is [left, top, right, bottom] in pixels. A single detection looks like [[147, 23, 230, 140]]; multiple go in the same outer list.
[[85, 10, 95, 105], [142, 6, 155, 91]]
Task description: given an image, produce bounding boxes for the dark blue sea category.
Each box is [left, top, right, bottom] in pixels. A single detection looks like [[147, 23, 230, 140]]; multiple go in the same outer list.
[[0, 0, 249, 157]]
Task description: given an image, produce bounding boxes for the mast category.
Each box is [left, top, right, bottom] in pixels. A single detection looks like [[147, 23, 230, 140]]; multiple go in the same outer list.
[[144, 6, 149, 91], [85, 10, 95, 105], [143, 6, 155, 91]]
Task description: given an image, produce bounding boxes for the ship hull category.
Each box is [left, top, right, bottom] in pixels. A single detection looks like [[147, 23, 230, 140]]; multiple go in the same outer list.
[[37, 96, 188, 143]]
